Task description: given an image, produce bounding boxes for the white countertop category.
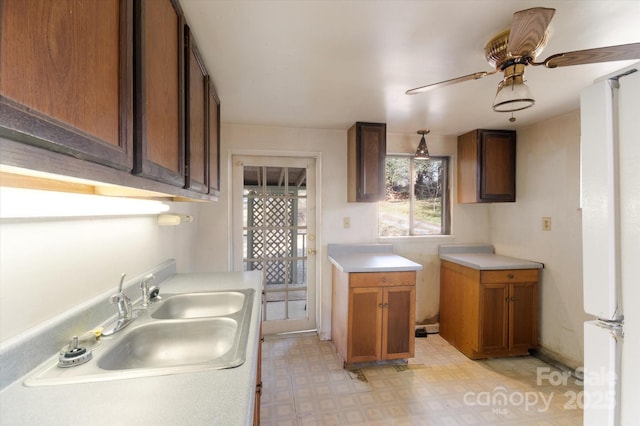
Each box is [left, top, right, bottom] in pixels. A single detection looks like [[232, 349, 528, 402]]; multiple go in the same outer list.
[[440, 253, 544, 270], [0, 271, 262, 426], [328, 244, 423, 273]]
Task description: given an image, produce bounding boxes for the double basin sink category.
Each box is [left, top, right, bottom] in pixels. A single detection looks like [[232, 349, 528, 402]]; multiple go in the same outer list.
[[24, 289, 255, 386]]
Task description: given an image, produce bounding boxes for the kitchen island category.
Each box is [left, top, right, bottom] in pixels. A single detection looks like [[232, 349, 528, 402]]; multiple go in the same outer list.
[[0, 269, 262, 426], [328, 244, 423, 367], [439, 245, 543, 359]]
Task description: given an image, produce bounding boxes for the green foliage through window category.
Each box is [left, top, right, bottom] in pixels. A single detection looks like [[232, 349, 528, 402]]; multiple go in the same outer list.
[[379, 156, 450, 236]]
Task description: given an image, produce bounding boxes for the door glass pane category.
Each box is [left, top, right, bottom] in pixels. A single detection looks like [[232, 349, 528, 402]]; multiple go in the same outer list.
[[242, 165, 308, 323]]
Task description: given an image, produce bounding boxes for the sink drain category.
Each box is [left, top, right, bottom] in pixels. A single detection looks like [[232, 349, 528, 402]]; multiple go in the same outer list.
[[58, 336, 93, 368]]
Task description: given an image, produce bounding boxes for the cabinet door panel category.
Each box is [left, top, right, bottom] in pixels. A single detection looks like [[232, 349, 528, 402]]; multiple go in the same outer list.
[[348, 288, 382, 362], [479, 284, 509, 353], [480, 130, 516, 201], [134, 0, 184, 186], [358, 123, 385, 200], [184, 28, 208, 193], [383, 286, 415, 359], [347, 122, 386, 202], [0, 0, 132, 170], [509, 282, 538, 351], [208, 83, 221, 196]]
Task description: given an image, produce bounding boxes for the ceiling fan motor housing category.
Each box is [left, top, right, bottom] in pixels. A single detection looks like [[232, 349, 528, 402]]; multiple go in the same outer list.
[[484, 29, 549, 70]]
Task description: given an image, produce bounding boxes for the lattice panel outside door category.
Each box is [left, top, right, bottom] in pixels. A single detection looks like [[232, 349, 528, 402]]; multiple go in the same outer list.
[[247, 194, 298, 285]]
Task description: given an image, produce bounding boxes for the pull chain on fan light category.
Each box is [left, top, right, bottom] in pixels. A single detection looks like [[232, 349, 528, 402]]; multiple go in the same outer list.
[[415, 130, 430, 158]]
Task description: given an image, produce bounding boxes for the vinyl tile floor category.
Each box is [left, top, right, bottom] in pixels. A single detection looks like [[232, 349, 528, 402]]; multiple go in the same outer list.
[[260, 333, 583, 425]]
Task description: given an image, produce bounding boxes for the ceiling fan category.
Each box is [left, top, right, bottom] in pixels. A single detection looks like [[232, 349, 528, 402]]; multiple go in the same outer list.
[[405, 7, 640, 112]]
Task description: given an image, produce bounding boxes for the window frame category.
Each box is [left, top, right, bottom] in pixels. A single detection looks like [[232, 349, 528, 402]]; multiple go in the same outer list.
[[378, 154, 451, 237]]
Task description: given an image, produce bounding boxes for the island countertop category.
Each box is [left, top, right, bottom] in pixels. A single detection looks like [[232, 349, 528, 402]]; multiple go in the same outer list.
[[440, 252, 544, 270], [328, 244, 423, 273]]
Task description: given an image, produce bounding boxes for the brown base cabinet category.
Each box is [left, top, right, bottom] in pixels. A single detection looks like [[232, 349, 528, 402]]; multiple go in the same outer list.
[[440, 260, 538, 359], [332, 268, 415, 367]]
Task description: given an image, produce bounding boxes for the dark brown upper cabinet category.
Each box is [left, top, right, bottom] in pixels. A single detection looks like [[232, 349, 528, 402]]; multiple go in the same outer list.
[[0, 0, 133, 171], [208, 81, 221, 197], [133, 0, 185, 187], [457, 129, 516, 203], [184, 26, 208, 194], [347, 122, 386, 202]]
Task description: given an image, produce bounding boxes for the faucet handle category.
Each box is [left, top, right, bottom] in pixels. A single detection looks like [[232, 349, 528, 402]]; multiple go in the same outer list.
[[140, 274, 157, 307], [140, 273, 155, 288]]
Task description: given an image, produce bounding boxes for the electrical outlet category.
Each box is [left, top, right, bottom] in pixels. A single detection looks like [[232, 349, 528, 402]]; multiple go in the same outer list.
[[343, 217, 351, 229], [542, 217, 552, 231]]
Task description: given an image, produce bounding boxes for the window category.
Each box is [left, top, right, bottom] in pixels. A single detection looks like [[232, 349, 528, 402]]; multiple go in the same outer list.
[[378, 156, 450, 236]]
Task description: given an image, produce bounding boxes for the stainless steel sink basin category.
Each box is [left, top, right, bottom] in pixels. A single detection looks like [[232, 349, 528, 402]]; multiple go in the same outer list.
[[24, 288, 255, 387], [98, 318, 239, 370], [151, 291, 246, 319]]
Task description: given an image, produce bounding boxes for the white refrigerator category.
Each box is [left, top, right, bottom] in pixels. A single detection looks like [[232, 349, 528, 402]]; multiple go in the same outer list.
[[581, 63, 640, 426]]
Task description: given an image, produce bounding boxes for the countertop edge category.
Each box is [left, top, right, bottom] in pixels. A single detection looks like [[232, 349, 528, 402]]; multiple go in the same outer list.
[[328, 253, 423, 273], [440, 253, 544, 270]]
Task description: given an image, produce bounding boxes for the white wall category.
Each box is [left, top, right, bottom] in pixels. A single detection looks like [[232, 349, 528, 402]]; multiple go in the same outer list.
[[1, 112, 587, 368], [0, 202, 199, 343], [490, 109, 588, 368], [195, 123, 491, 339]]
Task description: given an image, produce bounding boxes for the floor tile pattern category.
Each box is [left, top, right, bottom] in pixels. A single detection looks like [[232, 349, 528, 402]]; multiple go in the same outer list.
[[260, 333, 583, 425]]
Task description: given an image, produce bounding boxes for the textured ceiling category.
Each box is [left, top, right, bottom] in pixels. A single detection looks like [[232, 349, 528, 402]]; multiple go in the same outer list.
[[180, 0, 640, 136]]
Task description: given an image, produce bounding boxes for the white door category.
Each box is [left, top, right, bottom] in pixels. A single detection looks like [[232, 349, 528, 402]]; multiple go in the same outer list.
[[232, 155, 317, 334]]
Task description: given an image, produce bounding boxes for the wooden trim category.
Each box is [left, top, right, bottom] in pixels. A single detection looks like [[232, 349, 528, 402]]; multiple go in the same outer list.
[[1, 137, 216, 201]]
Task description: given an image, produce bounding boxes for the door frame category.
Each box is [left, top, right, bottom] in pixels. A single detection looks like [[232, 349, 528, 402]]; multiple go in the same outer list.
[[230, 150, 322, 335]]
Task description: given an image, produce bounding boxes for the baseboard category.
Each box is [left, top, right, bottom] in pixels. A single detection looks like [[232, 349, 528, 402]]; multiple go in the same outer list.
[[531, 346, 583, 381]]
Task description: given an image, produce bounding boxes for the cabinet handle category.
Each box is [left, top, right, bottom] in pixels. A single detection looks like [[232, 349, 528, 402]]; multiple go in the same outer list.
[[505, 297, 510, 302], [507, 273, 515, 279], [511, 296, 517, 301], [381, 276, 387, 282], [378, 303, 390, 308]]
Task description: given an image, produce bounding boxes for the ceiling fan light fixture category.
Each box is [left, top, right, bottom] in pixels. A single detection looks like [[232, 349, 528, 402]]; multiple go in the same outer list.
[[493, 63, 535, 112], [415, 130, 430, 159]]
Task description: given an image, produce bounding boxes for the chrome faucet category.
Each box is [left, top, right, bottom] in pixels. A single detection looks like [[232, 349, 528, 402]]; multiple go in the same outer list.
[[113, 273, 132, 318], [139, 273, 159, 308], [102, 273, 139, 336]]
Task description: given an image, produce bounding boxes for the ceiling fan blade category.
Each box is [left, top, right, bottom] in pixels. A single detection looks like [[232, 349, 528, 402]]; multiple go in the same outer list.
[[405, 70, 497, 95], [507, 7, 555, 58], [536, 43, 640, 68]]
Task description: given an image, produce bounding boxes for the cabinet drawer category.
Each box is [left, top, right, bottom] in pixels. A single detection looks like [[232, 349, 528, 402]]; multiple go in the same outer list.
[[481, 269, 539, 283], [350, 271, 415, 288]]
